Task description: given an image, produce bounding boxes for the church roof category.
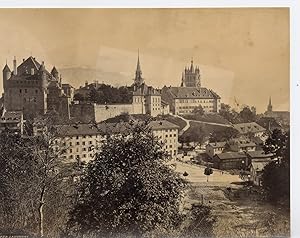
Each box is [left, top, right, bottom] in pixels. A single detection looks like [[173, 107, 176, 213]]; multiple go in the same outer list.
[[165, 86, 220, 99], [132, 83, 161, 96]]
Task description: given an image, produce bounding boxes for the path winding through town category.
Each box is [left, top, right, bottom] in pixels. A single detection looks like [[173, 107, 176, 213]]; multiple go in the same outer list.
[[174, 114, 232, 135]]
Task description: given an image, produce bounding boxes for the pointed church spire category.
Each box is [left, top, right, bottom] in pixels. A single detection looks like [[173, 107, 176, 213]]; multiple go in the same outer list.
[[267, 96, 273, 112], [134, 49, 144, 86]]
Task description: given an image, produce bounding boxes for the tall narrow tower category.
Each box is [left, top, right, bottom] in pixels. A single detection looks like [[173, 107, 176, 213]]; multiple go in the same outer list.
[[267, 96, 273, 112], [182, 59, 201, 88], [134, 50, 144, 86]]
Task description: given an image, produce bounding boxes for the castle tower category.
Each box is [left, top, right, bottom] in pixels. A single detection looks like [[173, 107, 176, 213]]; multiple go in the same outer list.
[[182, 59, 201, 88], [134, 50, 144, 86], [13, 56, 17, 76], [2, 63, 11, 91], [267, 96, 273, 112]]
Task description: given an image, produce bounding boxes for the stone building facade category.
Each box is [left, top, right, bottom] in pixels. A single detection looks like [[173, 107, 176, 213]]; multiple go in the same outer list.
[[53, 120, 179, 163], [2, 56, 73, 119], [161, 60, 221, 115]]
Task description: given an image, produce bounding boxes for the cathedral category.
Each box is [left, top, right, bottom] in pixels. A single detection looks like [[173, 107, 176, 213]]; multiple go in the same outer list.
[[162, 60, 221, 115], [180, 59, 201, 88], [2, 56, 74, 119]]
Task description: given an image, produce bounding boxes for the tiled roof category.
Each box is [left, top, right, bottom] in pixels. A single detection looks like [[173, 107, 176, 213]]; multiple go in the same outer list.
[[55, 120, 178, 137], [208, 141, 227, 148], [17, 56, 42, 76], [246, 150, 274, 159], [132, 83, 161, 96], [215, 152, 247, 160], [233, 122, 266, 134], [166, 86, 220, 99]]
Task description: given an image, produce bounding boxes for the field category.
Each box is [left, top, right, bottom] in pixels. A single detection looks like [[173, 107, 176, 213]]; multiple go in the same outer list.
[[175, 161, 290, 238]]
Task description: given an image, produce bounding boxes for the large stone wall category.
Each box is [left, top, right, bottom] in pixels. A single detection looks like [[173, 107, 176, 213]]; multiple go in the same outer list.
[[94, 104, 133, 122], [70, 103, 134, 123]]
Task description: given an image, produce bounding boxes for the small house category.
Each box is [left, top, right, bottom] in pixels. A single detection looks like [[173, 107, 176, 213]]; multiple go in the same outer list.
[[213, 152, 248, 170]]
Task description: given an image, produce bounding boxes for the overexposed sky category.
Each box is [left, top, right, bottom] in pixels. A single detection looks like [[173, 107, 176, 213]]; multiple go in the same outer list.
[[0, 8, 289, 113]]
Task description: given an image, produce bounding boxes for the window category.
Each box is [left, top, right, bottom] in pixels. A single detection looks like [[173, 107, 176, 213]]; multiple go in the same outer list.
[[76, 136, 79, 140], [69, 155, 73, 159], [19, 89, 22, 93], [35, 89, 38, 94], [25, 89, 27, 93], [70, 149, 72, 153], [70, 142, 72, 146], [82, 141, 85, 145], [89, 141, 92, 144], [83, 148, 86, 151], [83, 154, 86, 158], [76, 142, 80, 145]]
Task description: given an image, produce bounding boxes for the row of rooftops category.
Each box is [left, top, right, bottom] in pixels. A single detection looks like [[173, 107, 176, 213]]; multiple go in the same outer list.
[[214, 150, 274, 160], [162, 86, 221, 100], [37, 120, 179, 137]]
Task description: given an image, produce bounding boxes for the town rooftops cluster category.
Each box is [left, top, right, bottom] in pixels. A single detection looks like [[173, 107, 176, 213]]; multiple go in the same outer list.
[[233, 122, 266, 134], [54, 120, 179, 137]]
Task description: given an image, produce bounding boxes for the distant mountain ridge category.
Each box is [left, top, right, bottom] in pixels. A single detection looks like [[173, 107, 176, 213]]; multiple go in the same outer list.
[[60, 67, 133, 89]]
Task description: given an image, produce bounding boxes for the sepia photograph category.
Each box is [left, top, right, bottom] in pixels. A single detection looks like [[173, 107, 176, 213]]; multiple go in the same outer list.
[[0, 7, 291, 238]]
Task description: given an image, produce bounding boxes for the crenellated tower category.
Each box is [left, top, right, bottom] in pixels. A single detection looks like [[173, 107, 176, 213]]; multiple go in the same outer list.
[[181, 59, 201, 88]]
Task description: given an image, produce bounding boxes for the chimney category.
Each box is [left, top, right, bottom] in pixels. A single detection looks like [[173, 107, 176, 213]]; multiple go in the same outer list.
[[13, 56, 17, 75]]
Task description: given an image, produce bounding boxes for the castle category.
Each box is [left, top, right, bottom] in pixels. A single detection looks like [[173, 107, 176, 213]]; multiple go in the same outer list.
[[2, 56, 74, 119], [162, 60, 221, 114]]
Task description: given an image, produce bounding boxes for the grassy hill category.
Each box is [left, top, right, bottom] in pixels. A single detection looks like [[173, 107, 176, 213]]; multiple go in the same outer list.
[[183, 114, 230, 125], [183, 121, 230, 139]]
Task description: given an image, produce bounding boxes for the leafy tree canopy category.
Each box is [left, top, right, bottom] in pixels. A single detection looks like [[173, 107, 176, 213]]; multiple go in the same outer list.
[[262, 129, 290, 203], [68, 122, 187, 237]]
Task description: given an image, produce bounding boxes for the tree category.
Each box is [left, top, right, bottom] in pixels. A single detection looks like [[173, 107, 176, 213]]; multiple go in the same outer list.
[[219, 103, 236, 123], [261, 129, 290, 203], [204, 166, 213, 182], [239, 106, 256, 123], [192, 105, 204, 116], [73, 93, 85, 102], [68, 122, 187, 237], [209, 127, 239, 143], [0, 116, 79, 237]]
